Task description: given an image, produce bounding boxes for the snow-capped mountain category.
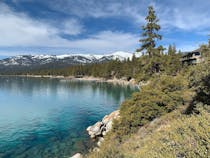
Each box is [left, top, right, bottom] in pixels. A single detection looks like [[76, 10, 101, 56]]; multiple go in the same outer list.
[[0, 51, 134, 67]]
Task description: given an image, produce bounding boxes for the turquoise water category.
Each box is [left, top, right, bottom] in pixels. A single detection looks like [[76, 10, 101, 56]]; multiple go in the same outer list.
[[0, 77, 136, 158]]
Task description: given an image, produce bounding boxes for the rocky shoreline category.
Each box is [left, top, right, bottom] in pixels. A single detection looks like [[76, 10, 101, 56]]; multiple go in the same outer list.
[[0, 74, 140, 88], [70, 110, 120, 158], [86, 110, 120, 139]]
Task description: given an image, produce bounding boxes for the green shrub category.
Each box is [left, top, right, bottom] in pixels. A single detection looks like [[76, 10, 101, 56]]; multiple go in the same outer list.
[[112, 75, 188, 138], [125, 105, 210, 158], [183, 62, 210, 112], [87, 105, 209, 158]]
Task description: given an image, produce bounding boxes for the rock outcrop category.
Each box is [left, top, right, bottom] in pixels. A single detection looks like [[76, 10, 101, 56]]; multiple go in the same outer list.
[[70, 153, 83, 158], [86, 110, 120, 139]]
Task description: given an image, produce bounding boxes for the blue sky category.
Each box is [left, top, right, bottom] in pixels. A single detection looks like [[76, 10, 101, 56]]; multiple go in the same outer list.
[[0, 0, 209, 57]]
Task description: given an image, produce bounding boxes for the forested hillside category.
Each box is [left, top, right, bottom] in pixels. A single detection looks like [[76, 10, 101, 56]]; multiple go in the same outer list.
[[85, 6, 210, 158]]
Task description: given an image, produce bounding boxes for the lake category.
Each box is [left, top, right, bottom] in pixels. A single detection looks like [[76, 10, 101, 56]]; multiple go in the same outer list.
[[0, 77, 136, 158]]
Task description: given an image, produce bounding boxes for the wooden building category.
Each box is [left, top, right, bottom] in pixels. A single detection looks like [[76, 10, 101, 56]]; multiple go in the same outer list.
[[181, 51, 203, 65]]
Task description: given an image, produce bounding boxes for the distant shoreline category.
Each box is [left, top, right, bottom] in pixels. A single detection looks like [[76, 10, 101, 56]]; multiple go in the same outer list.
[[0, 75, 140, 88]]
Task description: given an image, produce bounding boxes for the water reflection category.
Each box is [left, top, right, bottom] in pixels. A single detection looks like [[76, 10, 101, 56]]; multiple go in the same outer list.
[[0, 76, 134, 100]]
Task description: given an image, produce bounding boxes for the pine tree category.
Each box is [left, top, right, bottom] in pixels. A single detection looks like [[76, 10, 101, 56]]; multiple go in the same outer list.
[[172, 44, 177, 54], [168, 44, 176, 55], [168, 45, 173, 55], [138, 6, 162, 57], [157, 45, 165, 55]]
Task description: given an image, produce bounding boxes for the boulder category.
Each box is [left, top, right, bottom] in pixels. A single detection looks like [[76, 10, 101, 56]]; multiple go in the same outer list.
[[87, 121, 104, 138], [93, 147, 100, 152], [102, 131, 107, 136], [105, 120, 113, 132], [70, 153, 83, 158], [129, 78, 136, 84], [97, 137, 105, 146], [102, 115, 109, 124], [87, 110, 120, 138]]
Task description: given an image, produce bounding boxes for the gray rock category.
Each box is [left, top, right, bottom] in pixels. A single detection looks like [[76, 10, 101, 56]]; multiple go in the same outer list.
[[102, 115, 109, 124], [87, 110, 120, 138], [93, 147, 100, 152], [97, 137, 105, 146], [87, 122, 103, 138], [102, 131, 107, 136], [105, 120, 113, 132], [70, 153, 83, 158]]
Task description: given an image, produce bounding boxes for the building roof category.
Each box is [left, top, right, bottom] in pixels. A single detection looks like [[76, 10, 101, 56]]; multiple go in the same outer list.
[[182, 49, 201, 57]]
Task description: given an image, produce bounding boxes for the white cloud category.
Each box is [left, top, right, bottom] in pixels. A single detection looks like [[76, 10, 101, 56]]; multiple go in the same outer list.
[[48, 0, 210, 31], [0, 31, 139, 55], [154, 1, 210, 31], [159, 8, 210, 31], [1, 0, 209, 55], [62, 19, 84, 36], [0, 2, 138, 55], [0, 3, 73, 47], [168, 40, 206, 52], [5, 0, 210, 32], [48, 0, 147, 24], [0, 2, 87, 48], [66, 31, 139, 53]]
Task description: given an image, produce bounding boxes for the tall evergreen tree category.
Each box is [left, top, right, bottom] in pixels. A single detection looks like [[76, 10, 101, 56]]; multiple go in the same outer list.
[[172, 44, 177, 54], [157, 45, 165, 55], [138, 6, 162, 57], [168, 44, 176, 55], [168, 45, 173, 55]]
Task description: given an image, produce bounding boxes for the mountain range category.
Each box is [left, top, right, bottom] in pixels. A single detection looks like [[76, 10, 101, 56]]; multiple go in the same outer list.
[[0, 51, 136, 74], [0, 51, 133, 67]]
